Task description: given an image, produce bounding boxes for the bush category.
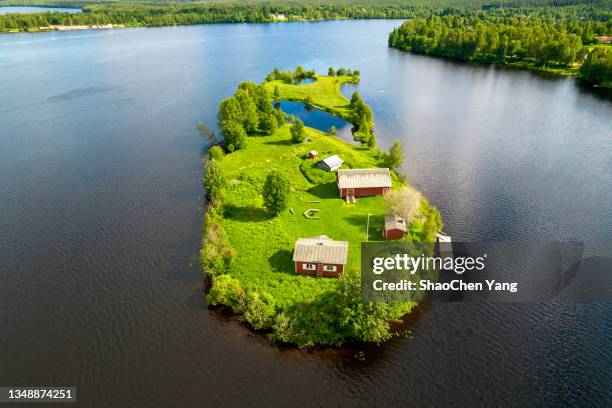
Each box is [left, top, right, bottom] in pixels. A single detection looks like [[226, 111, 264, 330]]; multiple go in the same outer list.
[[290, 119, 306, 144], [221, 121, 247, 150], [381, 140, 404, 169], [273, 109, 286, 127], [262, 170, 290, 216], [203, 158, 225, 200], [200, 213, 236, 277], [208, 145, 224, 161], [207, 274, 245, 311]]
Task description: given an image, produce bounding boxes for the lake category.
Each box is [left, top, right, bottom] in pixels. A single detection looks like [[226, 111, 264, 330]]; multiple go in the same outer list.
[[0, 6, 81, 15], [0, 21, 610, 407]]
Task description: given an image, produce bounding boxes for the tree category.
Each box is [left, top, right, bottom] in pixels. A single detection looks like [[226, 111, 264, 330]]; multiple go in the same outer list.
[[221, 121, 247, 151], [208, 145, 224, 161], [235, 89, 258, 133], [328, 125, 336, 136], [273, 85, 280, 98], [382, 140, 404, 169], [579, 48, 612, 86], [337, 67, 347, 76], [218, 97, 243, 128], [328, 67, 335, 76], [273, 109, 286, 127], [203, 158, 225, 200], [260, 113, 278, 135], [290, 118, 306, 143], [262, 171, 290, 216], [304, 95, 313, 106], [383, 186, 422, 224], [350, 91, 362, 106]]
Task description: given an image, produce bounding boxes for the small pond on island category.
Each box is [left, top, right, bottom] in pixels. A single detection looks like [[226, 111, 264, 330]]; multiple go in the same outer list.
[[274, 100, 355, 142]]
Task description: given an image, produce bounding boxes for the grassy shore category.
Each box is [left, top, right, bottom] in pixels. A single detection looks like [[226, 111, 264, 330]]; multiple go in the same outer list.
[[262, 74, 358, 122], [202, 74, 442, 347]]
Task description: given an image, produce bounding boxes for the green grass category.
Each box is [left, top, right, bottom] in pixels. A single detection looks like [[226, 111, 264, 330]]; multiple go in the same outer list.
[[263, 74, 358, 122], [218, 126, 391, 309]]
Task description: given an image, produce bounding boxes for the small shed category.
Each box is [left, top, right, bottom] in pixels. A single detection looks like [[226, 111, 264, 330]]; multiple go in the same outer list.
[[292, 235, 348, 278], [436, 233, 453, 259], [336, 168, 392, 198], [317, 155, 344, 172], [384, 215, 407, 240], [309, 150, 318, 159]]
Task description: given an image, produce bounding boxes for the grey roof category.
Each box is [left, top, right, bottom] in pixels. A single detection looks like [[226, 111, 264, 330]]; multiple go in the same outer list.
[[385, 215, 407, 232], [317, 155, 344, 171], [292, 235, 349, 265], [337, 168, 392, 189]]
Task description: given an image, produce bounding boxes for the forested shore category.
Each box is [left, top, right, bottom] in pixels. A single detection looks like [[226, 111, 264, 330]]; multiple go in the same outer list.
[[388, 10, 612, 87]]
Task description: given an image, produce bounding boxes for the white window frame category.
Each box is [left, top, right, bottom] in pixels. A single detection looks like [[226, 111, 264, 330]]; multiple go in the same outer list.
[[302, 263, 316, 271], [323, 264, 337, 272]]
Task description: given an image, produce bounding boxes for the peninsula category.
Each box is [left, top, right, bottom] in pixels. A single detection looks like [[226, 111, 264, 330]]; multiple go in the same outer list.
[[200, 67, 442, 347]]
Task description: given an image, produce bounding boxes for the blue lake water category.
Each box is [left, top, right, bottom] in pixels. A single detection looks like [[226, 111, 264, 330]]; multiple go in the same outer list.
[[0, 20, 611, 407], [275, 100, 353, 139], [0, 6, 82, 14]]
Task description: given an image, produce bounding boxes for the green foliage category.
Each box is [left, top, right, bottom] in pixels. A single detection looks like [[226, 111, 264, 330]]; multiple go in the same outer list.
[[208, 145, 224, 161], [381, 140, 404, 170], [264, 65, 315, 84], [328, 125, 336, 136], [290, 118, 306, 144], [203, 158, 225, 200], [200, 212, 236, 277], [221, 121, 247, 151], [260, 113, 278, 135], [304, 95, 313, 106], [579, 47, 612, 86], [328, 67, 335, 76], [388, 13, 609, 69], [273, 109, 286, 127], [273, 85, 280, 98], [262, 170, 290, 216], [207, 274, 245, 309]]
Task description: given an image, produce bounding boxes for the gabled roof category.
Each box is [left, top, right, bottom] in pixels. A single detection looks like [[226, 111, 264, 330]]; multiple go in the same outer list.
[[292, 235, 349, 265], [385, 215, 407, 232], [317, 155, 344, 171], [337, 168, 392, 189]]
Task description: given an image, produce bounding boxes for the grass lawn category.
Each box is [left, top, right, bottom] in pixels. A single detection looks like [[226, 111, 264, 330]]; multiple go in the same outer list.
[[262, 74, 358, 121], [218, 125, 393, 309]]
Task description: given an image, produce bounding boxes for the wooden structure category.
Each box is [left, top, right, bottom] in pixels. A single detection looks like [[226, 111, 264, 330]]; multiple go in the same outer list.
[[317, 155, 344, 172], [309, 150, 318, 159], [383, 215, 407, 240], [292, 235, 348, 278], [336, 168, 391, 199]]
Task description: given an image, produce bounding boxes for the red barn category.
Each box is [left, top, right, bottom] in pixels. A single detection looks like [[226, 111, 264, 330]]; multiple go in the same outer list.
[[383, 215, 407, 240], [292, 235, 348, 278], [336, 168, 392, 199]]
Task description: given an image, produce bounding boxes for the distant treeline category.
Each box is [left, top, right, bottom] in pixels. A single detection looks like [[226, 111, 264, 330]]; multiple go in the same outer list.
[[0, 2, 434, 31], [1, 0, 610, 32]]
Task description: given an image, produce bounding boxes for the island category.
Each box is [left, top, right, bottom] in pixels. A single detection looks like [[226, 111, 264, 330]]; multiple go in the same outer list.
[[200, 67, 442, 347]]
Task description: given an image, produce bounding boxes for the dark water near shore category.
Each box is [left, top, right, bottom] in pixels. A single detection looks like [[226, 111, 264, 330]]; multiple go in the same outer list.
[[275, 100, 353, 140], [0, 6, 82, 15], [1, 21, 611, 407]]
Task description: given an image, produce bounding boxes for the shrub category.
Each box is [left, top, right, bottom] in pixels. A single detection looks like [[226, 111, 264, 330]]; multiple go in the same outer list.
[[290, 119, 306, 144], [208, 145, 224, 161], [207, 274, 245, 312], [221, 121, 247, 150], [381, 140, 404, 170], [384, 186, 422, 225], [203, 158, 225, 200], [200, 214, 236, 277], [262, 170, 290, 216]]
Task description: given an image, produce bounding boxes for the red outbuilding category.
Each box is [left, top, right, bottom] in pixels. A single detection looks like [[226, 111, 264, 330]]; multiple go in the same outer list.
[[383, 215, 407, 240]]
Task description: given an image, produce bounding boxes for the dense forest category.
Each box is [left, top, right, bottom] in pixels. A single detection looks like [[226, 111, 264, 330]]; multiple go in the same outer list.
[[388, 7, 611, 85], [1, 0, 610, 32]]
